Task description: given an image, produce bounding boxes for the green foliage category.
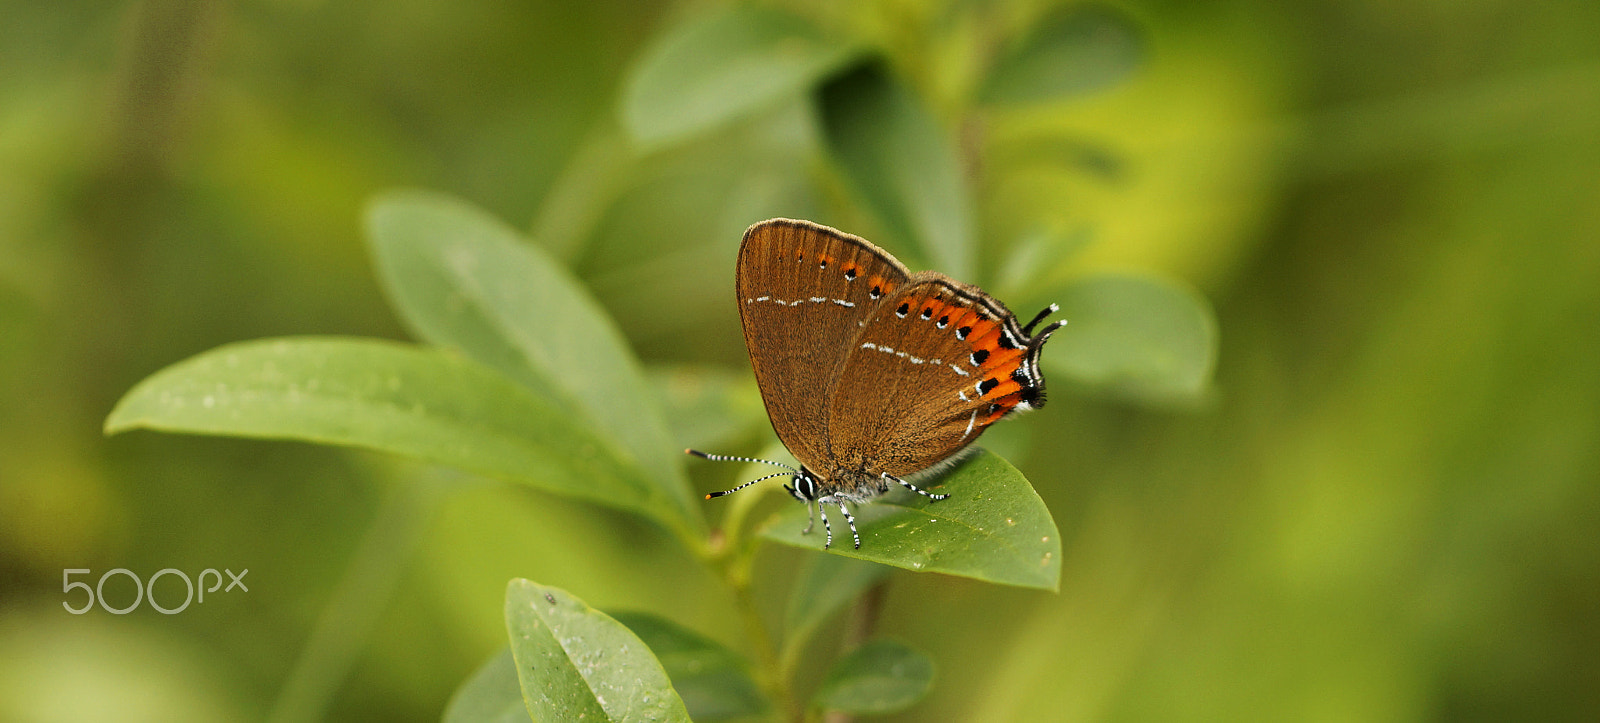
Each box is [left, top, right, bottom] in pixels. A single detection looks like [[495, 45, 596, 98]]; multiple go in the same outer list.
[[981, 4, 1144, 105], [85, 1, 1237, 721], [610, 612, 768, 721], [621, 5, 860, 147], [103, 337, 680, 530], [817, 62, 975, 278], [1038, 273, 1218, 401], [763, 450, 1061, 590], [365, 190, 702, 536], [812, 641, 934, 716], [442, 650, 525, 723], [5, 0, 1591, 720], [782, 556, 891, 670], [504, 580, 692, 723]]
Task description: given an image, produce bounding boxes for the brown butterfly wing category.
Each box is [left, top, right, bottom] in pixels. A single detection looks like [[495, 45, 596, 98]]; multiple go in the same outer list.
[[737, 219, 910, 470], [824, 275, 1053, 477]]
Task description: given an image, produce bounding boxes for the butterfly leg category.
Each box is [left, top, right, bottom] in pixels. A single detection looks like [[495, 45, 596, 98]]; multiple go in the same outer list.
[[836, 501, 861, 549], [803, 500, 817, 535], [817, 503, 833, 549], [884, 472, 950, 501]]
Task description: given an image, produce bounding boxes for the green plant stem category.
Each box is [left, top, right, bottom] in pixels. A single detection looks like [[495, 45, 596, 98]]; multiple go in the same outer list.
[[268, 472, 443, 723], [699, 481, 804, 722], [820, 580, 889, 723]]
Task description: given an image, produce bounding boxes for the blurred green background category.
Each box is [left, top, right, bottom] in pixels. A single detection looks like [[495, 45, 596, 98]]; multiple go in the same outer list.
[[3, 0, 1598, 721]]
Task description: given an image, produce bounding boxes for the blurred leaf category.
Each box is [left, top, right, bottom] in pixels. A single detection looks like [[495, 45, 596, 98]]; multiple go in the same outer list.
[[993, 225, 1092, 298], [817, 62, 973, 279], [531, 124, 637, 262], [646, 364, 767, 453], [760, 449, 1060, 590], [442, 649, 526, 723], [811, 640, 934, 715], [981, 3, 1143, 105], [504, 580, 691, 723], [1037, 272, 1218, 401], [609, 612, 768, 721], [621, 5, 859, 148], [782, 555, 890, 667], [104, 337, 691, 536], [366, 191, 702, 536]]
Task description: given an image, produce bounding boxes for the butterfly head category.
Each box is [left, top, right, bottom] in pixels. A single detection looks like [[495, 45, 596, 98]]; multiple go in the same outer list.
[[785, 467, 822, 502]]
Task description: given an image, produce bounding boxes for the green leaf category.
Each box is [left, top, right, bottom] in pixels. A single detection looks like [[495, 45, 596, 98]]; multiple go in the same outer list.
[[104, 337, 687, 536], [609, 612, 768, 721], [504, 580, 691, 723], [759, 449, 1061, 591], [1035, 272, 1218, 401], [621, 5, 859, 147], [366, 191, 701, 537], [782, 555, 890, 667], [812, 640, 934, 716], [981, 3, 1143, 106], [817, 62, 974, 279], [442, 649, 528, 723], [647, 364, 767, 453]]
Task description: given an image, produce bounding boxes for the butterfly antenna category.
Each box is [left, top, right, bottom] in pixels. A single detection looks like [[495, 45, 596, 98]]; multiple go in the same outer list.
[[685, 449, 796, 471], [705, 472, 791, 499], [1022, 303, 1060, 337]]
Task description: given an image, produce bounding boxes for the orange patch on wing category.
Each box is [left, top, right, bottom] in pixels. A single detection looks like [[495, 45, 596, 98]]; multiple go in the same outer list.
[[983, 377, 1023, 400], [964, 318, 999, 343], [977, 348, 1026, 376], [941, 305, 973, 329], [986, 392, 1026, 421]]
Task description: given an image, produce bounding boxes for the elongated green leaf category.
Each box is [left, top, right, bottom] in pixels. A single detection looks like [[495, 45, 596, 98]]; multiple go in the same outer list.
[[505, 580, 691, 723], [104, 337, 685, 534], [812, 640, 933, 715], [443, 649, 527, 723], [621, 5, 859, 147], [647, 364, 767, 453], [817, 62, 973, 279], [981, 3, 1143, 105], [610, 612, 767, 721], [366, 191, 701, 536], [760, 449, 1060, 590], [1034, 272, 1217, 401], [782, 555, 890, 665]]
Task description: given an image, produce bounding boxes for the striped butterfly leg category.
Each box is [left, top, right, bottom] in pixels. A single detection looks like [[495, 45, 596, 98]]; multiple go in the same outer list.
[[883, 472, 950, 501], [835, 501, 861, 549], [814, 499, 861, 550]]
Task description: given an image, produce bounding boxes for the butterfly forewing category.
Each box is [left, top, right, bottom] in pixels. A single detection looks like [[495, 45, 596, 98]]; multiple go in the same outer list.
[[737, 219, 910, 470], [825, 275, 1042, 477]]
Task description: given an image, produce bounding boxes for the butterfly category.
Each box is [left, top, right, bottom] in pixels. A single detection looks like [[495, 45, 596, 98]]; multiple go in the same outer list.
[[689, 219, 1064, 549]]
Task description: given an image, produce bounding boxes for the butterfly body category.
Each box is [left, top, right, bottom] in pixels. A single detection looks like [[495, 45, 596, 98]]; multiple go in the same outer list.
[[694, 219, 1064, 549]]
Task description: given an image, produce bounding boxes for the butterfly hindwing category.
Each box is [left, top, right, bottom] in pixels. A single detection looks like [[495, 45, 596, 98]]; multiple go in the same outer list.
[[824, 275, 1046, 477]]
